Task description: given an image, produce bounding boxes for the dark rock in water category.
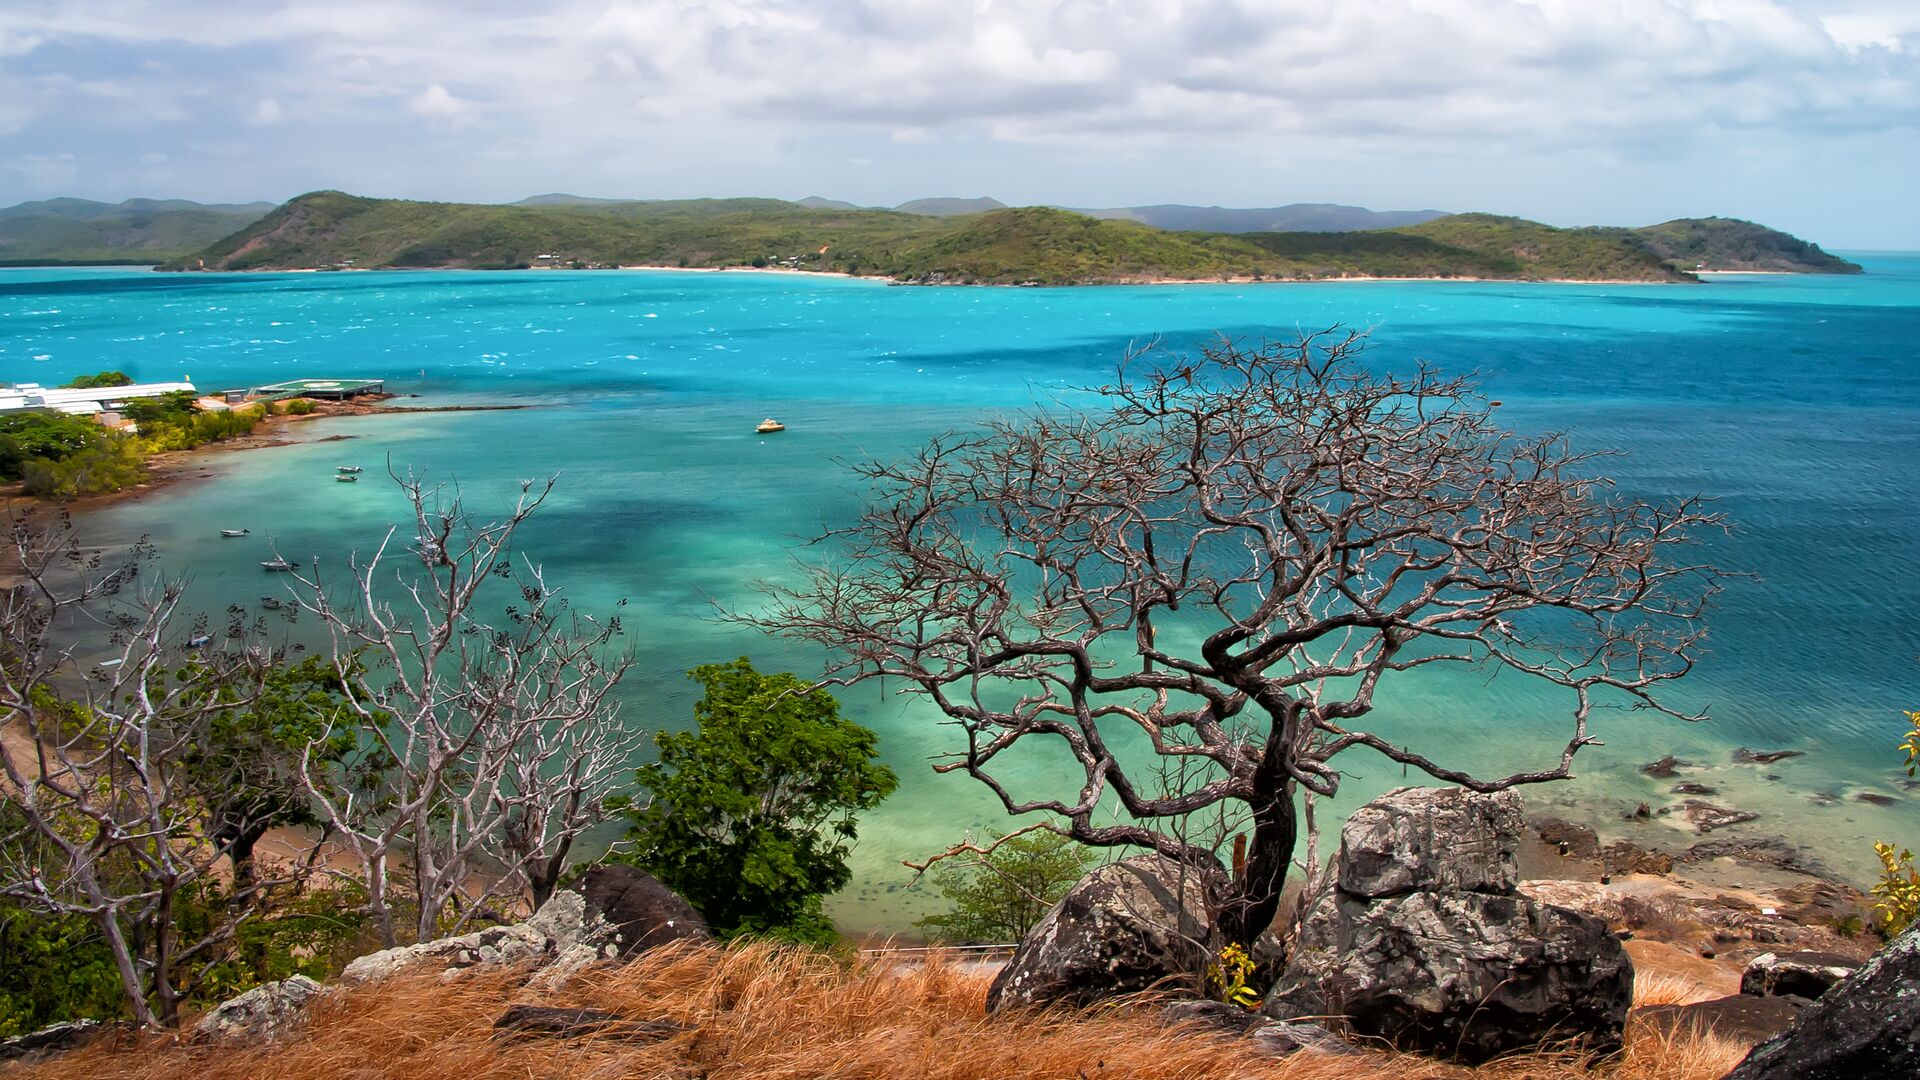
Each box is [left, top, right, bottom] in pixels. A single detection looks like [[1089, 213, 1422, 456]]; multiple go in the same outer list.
[[1264, 787, 1631, 1063], [0, 1019, 133, 1063], [1855, 791, 1897, 807], [1632, 801, 1653, 819], [1740, 952, 1860, 1000], [1682, 800, 1760, 833], [1733, 747, 1804, 765], [1536, 818, 1601, 859], [576, 865, 711, 957], [193, 974, 325, 1043], [1722, 923, 1920, 1079], [1641, 755, 1691, 778], [988, 854, 1224, 1012], [1635, 994, 1806, 1044], [1603, 839, 1675, 876], [493, 1004, 686, 1041], [1338, 786, 1521, 898], [1681, 838, 1832, 878], [1672, 782, 1719, 796]]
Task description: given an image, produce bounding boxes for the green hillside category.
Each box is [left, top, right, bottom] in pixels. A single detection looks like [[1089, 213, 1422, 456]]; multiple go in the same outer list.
[[1601, 217, 1862, 273], [0, 198, 274, 264], [161, 192, 1855, 285]]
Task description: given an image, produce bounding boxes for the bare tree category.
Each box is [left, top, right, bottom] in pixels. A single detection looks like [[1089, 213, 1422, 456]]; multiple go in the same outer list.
[[746, 331, 1723, 944], [290, 473, 634, 945], [0, 509, 312, 1027]]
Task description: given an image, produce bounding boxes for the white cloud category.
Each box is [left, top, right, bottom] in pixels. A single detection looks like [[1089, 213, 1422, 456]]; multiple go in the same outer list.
[[251, 97, 284, 125], [407, 82, 470, 120]]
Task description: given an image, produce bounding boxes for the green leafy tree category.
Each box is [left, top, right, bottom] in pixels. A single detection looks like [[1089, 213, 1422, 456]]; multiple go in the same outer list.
[[1871, 710, 1920, 936], [916, 830, 1093, 943], [61, 371, 133, 389], [623, 659, 897, 944], [119, 390, 197, 427]]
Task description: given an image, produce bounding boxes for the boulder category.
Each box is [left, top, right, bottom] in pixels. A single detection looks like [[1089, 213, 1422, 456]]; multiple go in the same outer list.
[[575, 865, 711, 957], [1338, 787, 1523, 898], [192, 974, 326, 1043], [1536, 818, 1601, 859], [1739, 952, 1859, 1000], [1267, 888, 1631, 1061], [0, 1019, 132, 1063], [986, 854, 1224, 1012], [1636, 994, 1805, 1044], [342, 886, 614, 985], [1722, 923, 1920, 1079], [1264, 786, 1633, 1063]]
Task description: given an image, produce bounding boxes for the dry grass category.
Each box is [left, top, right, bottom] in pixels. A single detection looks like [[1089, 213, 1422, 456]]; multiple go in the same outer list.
[[7, 943, 1749, 1080]]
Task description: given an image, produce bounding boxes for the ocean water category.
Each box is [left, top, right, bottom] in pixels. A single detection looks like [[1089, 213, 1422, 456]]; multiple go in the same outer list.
[[3, 262, 1918, 932]]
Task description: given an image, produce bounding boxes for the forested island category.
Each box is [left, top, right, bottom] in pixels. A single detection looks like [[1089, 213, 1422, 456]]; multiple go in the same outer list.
[[0, 191, 1823, 283]]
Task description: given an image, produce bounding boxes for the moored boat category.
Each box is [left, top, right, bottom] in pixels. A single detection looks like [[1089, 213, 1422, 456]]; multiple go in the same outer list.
[[756, 417, 786, 433], [335, 474, 359, 483], [337, 465, 363, 473], [220, 528, 250, 537], [259, 596, 284, 610], [261, 559, 297, 572]]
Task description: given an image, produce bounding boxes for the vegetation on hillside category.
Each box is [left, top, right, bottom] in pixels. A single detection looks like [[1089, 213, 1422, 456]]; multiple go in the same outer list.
[[0, 396, 287, 498], [1601, 217, 1862, 273], [0, 198, 272, 265], [161, 191, 1856, 283]]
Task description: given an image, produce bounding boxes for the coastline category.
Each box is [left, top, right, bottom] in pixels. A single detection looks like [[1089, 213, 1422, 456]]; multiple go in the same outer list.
[[2, 398, 530, 518]]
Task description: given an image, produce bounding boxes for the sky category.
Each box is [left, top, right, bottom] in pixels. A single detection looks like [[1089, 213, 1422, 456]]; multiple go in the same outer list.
[[1, 0, 1917, 248]]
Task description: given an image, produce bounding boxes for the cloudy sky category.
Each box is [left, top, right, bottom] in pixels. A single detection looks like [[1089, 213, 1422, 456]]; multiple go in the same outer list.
[[2, 0, 1916, 247]]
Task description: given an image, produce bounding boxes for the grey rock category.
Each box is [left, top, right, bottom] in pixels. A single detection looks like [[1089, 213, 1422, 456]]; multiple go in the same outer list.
[[1338, 786, 1523, 898], [576, 864, 711, 957], [192, 974, 325, 1043], [493, 1004, 687, 1042], [1265, 786, 1632, 1063], [1732, 747, 1804, 765], [1683, 800, 1760, 833], [1161, 998, 1264, 1034], [1723, 922, 1920, 1079], [0, 1019, 132, 1063], [1739, 952, 1859, 1000], [1635, 994, 1805, 1044], [342, 886, 614, 985], [1266, 888, 1632, 1062], [1642, 756, 1692, 778], [986, 854, 1224, 1012], [1247, 1020, 1360, 1057], [1536, 818, 1601, 859]]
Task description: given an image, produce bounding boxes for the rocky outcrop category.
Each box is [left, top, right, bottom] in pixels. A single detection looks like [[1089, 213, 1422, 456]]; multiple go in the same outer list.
[[192, 974, 325, 1043], [1722, 923, 1920, 1079], [576, 865, 710, 957], [1739, 952, 1858, 1000], [0, 1019, 132, 1063], [342, 887, 615, 986], [1265, 787, 1633, 1063], [493, 1004, 688, 1042], [1636, 994, 1806, 1044], [986, 854, 1224, 1012]]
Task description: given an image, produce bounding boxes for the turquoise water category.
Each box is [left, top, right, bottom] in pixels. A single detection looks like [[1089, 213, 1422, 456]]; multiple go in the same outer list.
[[4, 263, 1918, 930]]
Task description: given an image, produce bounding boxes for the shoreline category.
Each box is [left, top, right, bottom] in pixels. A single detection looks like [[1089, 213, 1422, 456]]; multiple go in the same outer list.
[[2, 397, 530, 517]]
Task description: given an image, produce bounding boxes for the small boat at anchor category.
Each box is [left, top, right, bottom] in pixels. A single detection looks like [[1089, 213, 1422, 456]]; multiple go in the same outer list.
[[185, 635, 212, 649], [337, 466, 363, 474], [335, 474, 359, 483], [261, 559, 297, 572], [755, 418, 786, 433], [220, 528, 250, 538], [259, 596, 284, 610]]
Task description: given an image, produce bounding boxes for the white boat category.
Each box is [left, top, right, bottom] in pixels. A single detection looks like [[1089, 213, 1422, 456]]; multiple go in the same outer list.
[[185, 634, 211, 649], [261, 559, 297, 572], [337, 466, 363, 474], [259, 596, 284, 610], [220, 528, 250, 538], [756, 417, 786, 433], [335, 474, 359, 483]]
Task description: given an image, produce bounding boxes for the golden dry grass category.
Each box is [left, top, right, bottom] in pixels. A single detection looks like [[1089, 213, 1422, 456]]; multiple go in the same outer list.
[[6, 943, 1749, 1080]]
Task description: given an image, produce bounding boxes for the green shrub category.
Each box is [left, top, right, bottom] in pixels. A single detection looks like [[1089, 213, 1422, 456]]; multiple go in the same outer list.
[[61, 371, 133, 389], [19, 435, 145, 497]]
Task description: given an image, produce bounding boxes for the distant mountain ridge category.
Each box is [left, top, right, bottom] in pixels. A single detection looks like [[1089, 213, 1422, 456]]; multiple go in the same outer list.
[[156, 190, 1858, 283], [1070, 203, 1449, 233], [0, 197, 275, 264]]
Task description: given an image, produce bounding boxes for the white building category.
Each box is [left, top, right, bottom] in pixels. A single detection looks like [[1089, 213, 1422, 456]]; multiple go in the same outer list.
[[0, 381, 198, 419]]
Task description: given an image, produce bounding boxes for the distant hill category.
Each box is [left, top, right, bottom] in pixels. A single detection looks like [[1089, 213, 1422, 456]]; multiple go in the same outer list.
[[512, 193, 636, 207], [893, 197, 1008, 217], [1601, 217, 1862, 274], [0, 197, 274, 264], [164, 192, 1854, 285], [1074, 203, 1449, 233], [797, 196, 860, 211]]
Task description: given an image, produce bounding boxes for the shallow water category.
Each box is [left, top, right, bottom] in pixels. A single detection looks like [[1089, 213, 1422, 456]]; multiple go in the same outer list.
[[3, 262, 1918, 932]]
